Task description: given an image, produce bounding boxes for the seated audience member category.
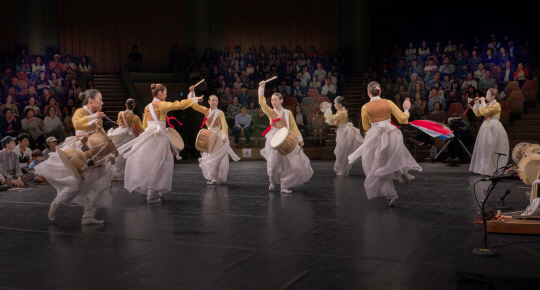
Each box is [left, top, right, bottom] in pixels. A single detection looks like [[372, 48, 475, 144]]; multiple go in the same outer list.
[[42, 137, 58, 161], [474, 63, 486, 80], [227, 96, 242, 130], [62, 55, 78, 82], [500, 61, 514, 84], [21, 108, 45, 149], [427, 72, 442, 90], [428, 102, 447, 124], [43, 106, 68, 143], [293, 105, 308, 140], [321, 78, 337, 98], [48, 71, 65, 96], [278, 79, 291, 97], [13, 133, 32, 174], [237, 85, 252, 106], [0, 136, 35, 189], [310, 110, 324, 145], [513, 63, 529, 85], [428, 89, 446, 112], [438, 57, 456, 76], [461, 73, 478, 91], [219, 87, 233, 111], [292, 80, 307, 101], [49, 54, 64, 76], [44, 97, 62, 119], [1, 94, 20, 117], [309, 75, 321, 90], [233, 106, 252, 147], [28, 149, 48, 184], [0, 108, 21, 137], [479, 70, 495, 94]]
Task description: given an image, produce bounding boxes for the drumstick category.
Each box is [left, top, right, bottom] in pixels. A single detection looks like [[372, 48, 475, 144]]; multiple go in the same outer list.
[[104, 116, 120, 126], [193, 79, 205, 88], [264, 76, 278, 83]]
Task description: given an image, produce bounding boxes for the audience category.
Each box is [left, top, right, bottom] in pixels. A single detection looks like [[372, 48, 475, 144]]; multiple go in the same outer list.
[[0, 136, 35, 189], [42, 137, 57, 161], [233, 106, 252, 147], [29, 149, 48, 184], [12, 133, 33, 174]]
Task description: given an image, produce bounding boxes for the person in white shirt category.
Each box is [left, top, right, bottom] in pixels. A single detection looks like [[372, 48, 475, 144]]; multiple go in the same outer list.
[[321, 78, 337, 96], [444, 39, 457, 54], [301, 67, 311, 87], [327, 71, 337, 87], [43, 106, 68, 143], [461, 73, 478, 91], [313, 62, 326, 81], [474, 63, 486, 80], [12, 133, 33, 174]]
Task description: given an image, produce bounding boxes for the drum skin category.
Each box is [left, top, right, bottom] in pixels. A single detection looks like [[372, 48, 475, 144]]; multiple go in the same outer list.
[[518, 150, 540, 186], [512, 142, 540, 165], [271, 128, 297, 155], [166, 128, 185, 151]]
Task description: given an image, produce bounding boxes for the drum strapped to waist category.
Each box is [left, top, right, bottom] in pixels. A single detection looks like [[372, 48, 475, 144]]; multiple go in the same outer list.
[[512, 142, 540, 165], [517, 149, 540, 186], [270, 127, 298, 155], [196, 129, 217, 153], [57, 124, 118, 181], [166, 127, 184, 154]]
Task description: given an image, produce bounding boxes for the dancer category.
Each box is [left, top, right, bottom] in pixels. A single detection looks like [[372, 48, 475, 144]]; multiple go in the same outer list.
[[348, 82, 422, 207], [107, 99, 144, 180], [190, 86, 240, 185], [258, 80, 313, 193], [320, 96, 364, 176], [36, 89, 115, 224], [118, 83, 201, 203], [469, 88, 509, 176]]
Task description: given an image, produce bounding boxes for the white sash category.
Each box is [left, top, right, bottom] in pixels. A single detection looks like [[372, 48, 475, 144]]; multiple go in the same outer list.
[[121, 111, 128, 128], [208, 108, 220, 128], [273, 108, 290, 130], [148, 102, 159, 122]]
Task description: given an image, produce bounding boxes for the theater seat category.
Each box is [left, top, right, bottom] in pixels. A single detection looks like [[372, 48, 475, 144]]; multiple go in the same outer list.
[[522, 80, 537, 101]]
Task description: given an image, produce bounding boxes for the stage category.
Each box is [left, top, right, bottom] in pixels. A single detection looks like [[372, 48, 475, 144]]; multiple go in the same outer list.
[[0, 161, 531, 289]]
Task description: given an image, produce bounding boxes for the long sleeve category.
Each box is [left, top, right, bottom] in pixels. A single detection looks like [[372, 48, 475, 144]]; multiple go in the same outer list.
[[388, 100, 410, 124], [142, 109, 148, 130], [116, 112, 123, 127], [22, 119, 30, 130], [478, 101, 501, 117], [287, 110, 303, 142], [325, 110, 347, 125], [159, 99, 195, 117], [361, 106, 371, 131], [218, 111, 228, 139], [191, 103, 208, 114], [235, 114, 241, 127], [0, 153, 11, 180], [258, 86, 273, 117], [72, 108, 97, 131]]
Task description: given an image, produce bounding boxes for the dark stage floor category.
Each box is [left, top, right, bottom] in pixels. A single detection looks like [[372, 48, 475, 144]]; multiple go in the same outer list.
[[0, 161, 529, 290]]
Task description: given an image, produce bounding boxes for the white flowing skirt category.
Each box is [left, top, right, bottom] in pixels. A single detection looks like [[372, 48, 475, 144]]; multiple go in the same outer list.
[[35, 153, 113, 209], [118, 125, 175, 195], [469, 117, 509, 176], [198, 128, 240, 183], [348, 120, 422, 199], [335, 123, 364, 176], [260, 129, 313, 189], [108, 126, 136, 178]]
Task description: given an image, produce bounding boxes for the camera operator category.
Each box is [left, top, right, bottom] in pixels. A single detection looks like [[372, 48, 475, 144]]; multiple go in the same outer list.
[[445, 113, 472, 164], [13, 133, 33, 174]]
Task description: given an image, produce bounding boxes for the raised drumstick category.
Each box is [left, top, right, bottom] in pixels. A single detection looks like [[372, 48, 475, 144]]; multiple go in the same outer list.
[[193, 79, 205, 88], [264, 76, 278, 83]]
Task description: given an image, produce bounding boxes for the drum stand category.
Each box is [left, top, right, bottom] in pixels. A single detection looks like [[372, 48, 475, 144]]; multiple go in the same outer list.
[[434, 136, 472, 160], [473, 178, 502, 257]]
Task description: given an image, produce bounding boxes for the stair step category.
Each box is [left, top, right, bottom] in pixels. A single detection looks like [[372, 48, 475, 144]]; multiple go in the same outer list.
[[507, 126, 540, 133], [93, 75, 120, 78], [527, 108, 540, 114], [325, 140, 336, 147], [320, 153, 336, 160], [327, 134, 336, 140], [522, 114, 540, 120], [513, 120, 540, 126]]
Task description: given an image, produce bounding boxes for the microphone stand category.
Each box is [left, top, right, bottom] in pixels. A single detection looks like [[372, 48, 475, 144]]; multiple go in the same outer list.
[[473, 179, 501, 257]]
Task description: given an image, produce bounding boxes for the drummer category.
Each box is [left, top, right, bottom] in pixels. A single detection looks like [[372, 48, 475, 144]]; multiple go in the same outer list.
[[118, 83, 201, 204], [258, 80, 313, 193], [36, 89, 116, 225], [189, 86, 240, 185]]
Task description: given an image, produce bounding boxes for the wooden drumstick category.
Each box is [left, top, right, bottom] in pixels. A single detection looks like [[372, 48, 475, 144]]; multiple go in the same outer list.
[[264, 76, 278, 83], [193, 79, 205, 88]]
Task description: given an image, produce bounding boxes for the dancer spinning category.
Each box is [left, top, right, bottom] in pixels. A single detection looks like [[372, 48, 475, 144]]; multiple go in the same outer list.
[[469, 88, 509, 176], [348, 82, 422, 207], [258, 80, 313, 193], [190, 86, 240, 185], [118, 84, 201, 204], [36, 90, 115, 224], [108, 99, 144, 180], [320, 96, 363, 176]]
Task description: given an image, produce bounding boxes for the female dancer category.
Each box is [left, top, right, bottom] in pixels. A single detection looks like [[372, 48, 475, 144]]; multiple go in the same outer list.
[[36, 89, 114, 224], [258, 80, 313, 193], [118, 84, 201, 203], [469, 88, 509, 176], [108, 99, 144, 180], [190, 86, 240, 185], [321, 96, 363, 176], [348, 82, 422, 207]]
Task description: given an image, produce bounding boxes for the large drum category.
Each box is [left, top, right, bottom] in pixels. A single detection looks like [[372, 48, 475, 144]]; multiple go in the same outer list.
[[166, 127, 184, 154], [517, 150, 540, 186], [270, 128, 298, 155], [57, 126, 118, 181], [196, 129, 217, 153], [512, 143, 540, 164]]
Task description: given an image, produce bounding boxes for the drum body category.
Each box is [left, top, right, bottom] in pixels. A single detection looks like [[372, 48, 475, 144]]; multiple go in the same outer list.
[[518, 150, 540, 186], [57, 127, 118, 181], [270, 128, 298, 155], [196, 129, 217, 153], [512, 142, 540, 164]]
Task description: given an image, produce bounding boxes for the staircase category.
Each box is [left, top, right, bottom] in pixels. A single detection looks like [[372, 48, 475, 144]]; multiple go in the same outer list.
[[321, 73, 366, 160], [93, 75, 129, 129], [506, 102, 540, 148]]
